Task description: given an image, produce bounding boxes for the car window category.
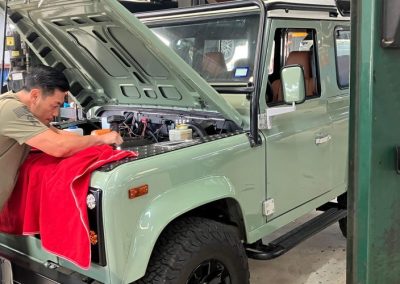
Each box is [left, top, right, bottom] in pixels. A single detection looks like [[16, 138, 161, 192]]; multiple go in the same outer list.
[[335, 28, 350, 88], [268, 28, 319, 105], [150, 14, 260, 83]]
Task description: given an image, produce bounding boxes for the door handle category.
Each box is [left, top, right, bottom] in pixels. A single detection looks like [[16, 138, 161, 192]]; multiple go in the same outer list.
[[315, 134, 332, 145]]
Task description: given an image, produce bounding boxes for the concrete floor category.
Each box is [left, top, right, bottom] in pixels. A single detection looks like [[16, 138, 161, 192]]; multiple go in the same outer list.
[[249, 212, 346, 284]]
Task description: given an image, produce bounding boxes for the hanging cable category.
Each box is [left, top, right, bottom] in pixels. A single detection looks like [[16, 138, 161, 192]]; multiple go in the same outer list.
[[1, 0, 9, 92]]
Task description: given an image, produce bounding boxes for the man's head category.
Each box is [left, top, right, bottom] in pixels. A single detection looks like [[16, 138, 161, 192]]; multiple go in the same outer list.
[[21, 65, 70, 126]]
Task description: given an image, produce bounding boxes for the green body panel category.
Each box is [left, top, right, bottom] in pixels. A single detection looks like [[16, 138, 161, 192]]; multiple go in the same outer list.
[[220, 93, 251, 128], [121, 178, 240, 282], [247, 182, 347, 241], [92, 133, 267, 283], [0, 234, 58, 263], [349, 0, 400, 283]]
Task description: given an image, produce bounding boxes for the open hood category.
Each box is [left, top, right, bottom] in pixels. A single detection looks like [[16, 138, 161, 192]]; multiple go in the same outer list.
[[1, 0, 243, 126]]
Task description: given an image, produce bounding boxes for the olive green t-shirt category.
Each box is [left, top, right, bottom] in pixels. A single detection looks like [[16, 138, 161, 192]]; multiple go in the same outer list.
[[0, 92, 48, 210]]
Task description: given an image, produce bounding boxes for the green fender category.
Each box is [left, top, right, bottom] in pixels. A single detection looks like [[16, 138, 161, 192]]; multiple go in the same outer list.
[[122, 175, 244, 283]]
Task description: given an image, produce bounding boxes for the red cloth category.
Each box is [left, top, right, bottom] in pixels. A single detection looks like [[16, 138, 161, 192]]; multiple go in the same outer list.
[[0, 145, 137, 269]]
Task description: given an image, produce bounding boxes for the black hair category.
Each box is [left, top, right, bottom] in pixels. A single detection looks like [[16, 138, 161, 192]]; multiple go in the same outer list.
[[23, 65, 70, 95]]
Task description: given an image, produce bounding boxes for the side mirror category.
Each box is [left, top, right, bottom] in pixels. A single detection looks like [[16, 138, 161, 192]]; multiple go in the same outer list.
[[281, 65, 306, 104], [382, 0, 400, 47]]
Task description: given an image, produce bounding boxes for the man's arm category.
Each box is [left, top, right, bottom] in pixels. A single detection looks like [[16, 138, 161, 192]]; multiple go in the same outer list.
[[49, 125, 81, 136], [26, 129, 123, 157]]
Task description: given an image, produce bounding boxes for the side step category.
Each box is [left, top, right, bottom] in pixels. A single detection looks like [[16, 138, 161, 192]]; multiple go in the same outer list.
[[245, 207, 347, 260]]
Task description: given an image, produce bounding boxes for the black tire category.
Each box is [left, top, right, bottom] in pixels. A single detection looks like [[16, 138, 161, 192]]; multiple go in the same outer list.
[[135, 217, 249, 284], [337, 193, 347, 238]]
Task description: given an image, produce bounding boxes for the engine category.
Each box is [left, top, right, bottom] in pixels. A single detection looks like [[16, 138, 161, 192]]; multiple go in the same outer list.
[[56, 107, 242, 150]]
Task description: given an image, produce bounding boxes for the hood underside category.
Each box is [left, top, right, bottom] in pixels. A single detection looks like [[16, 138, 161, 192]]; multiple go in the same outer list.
[[2, 0, 243, 126]]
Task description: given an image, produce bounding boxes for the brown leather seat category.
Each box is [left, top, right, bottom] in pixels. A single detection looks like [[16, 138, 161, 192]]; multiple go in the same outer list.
[[271, 51, 316, 102], [202, 52, 227, 78]]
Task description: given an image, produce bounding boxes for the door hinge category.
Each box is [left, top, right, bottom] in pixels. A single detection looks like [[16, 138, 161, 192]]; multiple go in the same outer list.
[[262, 198, 275, 217]]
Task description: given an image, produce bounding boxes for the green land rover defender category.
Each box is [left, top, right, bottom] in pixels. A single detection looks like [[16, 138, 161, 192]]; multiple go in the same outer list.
[[0, 0, 350, 283]]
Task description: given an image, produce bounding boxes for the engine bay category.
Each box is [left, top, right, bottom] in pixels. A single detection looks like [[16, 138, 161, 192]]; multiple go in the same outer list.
[[55, 106, 242, 151]]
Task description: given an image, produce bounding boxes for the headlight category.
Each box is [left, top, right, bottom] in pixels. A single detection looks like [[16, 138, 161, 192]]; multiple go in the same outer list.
[[86, 193, 96, 209]]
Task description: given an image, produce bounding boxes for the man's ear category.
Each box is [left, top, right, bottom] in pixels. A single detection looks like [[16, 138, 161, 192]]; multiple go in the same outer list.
[[29, 88, 41, 103]]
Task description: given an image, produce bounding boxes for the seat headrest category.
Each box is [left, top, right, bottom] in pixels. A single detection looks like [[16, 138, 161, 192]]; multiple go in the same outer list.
[[233, 58, 249, 68], [286, 51, 312, 78], [202, 52, 227, 77]]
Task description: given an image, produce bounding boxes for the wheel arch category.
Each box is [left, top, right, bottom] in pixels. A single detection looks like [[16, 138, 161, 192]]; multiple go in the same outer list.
[[178, 198, 247, 241], [122, 177, 247, 283], [135, 216, 249, 284]]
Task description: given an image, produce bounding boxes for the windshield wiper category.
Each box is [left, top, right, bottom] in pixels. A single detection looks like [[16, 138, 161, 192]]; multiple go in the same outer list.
[[211, 84, 255, 94]]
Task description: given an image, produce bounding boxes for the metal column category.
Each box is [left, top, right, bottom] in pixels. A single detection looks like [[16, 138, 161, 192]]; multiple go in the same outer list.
[[349, 0, 400, 283]]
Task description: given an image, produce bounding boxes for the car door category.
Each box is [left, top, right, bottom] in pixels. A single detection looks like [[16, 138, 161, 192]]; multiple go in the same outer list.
[[328, 26, 350, 193], [261, 19, 335, 220]]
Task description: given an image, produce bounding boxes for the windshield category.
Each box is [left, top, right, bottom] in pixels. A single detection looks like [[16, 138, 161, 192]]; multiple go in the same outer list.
[[149, 14, 260, 84]]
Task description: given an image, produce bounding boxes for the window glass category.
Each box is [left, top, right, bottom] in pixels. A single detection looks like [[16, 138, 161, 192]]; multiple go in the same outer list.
[[335, 29, 350, 88], [150, 14, 260, 83], [268, 41, 275, 74], [268, 28, 319, 105], [287, 31, 313, 53]]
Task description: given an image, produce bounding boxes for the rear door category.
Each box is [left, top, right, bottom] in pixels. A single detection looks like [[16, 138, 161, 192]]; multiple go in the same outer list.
[[329, 26, 350, 192]]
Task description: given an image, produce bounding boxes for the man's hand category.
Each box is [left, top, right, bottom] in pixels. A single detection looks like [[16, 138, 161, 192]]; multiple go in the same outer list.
[[99, 131, 123, 145]]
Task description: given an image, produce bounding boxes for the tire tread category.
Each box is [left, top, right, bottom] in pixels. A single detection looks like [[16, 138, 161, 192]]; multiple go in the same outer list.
[[134, 217, 249, 284]]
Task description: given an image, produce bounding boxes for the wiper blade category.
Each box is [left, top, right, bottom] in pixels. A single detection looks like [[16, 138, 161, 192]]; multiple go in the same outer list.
[[212, 85, 255, 94]]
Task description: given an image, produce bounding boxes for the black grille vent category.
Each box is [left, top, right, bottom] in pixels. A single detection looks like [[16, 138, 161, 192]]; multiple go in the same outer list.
[[54, 62, 66, 72], [9, 12, 23, 23], [70, 82, 84, 96], [110, 48, 130, 67], [27, 32, 38, 43], [72, 18, 87, 24], [39, 47, 51, 57], [52, 20, 70, 26], [133, 72, 146, 84], [89, 15, 111, 23], [93, 30, 107, 43]]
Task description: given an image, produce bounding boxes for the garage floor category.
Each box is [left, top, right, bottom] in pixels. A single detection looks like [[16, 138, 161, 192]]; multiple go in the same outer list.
[[249, 212, 346, 284]]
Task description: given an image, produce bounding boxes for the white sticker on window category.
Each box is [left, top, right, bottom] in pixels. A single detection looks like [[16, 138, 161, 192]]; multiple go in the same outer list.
[[234, 67, 249, 78], [12, 72, 23, 81]]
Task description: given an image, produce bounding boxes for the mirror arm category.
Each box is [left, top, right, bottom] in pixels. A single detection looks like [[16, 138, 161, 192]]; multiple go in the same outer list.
[[265, 102, 296, 129]]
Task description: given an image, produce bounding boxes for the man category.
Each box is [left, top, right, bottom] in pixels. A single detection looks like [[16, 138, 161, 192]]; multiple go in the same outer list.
[[0, 65, 123, 210]]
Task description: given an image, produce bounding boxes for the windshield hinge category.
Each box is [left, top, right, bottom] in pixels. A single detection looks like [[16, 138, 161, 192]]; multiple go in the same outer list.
[[197, 98, 208, 109]]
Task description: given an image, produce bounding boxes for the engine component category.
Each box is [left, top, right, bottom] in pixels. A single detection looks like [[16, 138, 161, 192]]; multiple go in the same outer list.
[[169, 124, 193, 141], [107, 115, 125, 132]]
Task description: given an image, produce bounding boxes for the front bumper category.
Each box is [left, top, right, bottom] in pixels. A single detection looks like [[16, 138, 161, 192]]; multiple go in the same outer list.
[[0, 245, 96, 284]]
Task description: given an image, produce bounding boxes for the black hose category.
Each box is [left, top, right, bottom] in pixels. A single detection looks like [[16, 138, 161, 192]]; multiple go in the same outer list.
[[186, 122, 206, 139], [1, 0, 9, 92], [145, 129, 158, 143], [124, 112, 134, 124]]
